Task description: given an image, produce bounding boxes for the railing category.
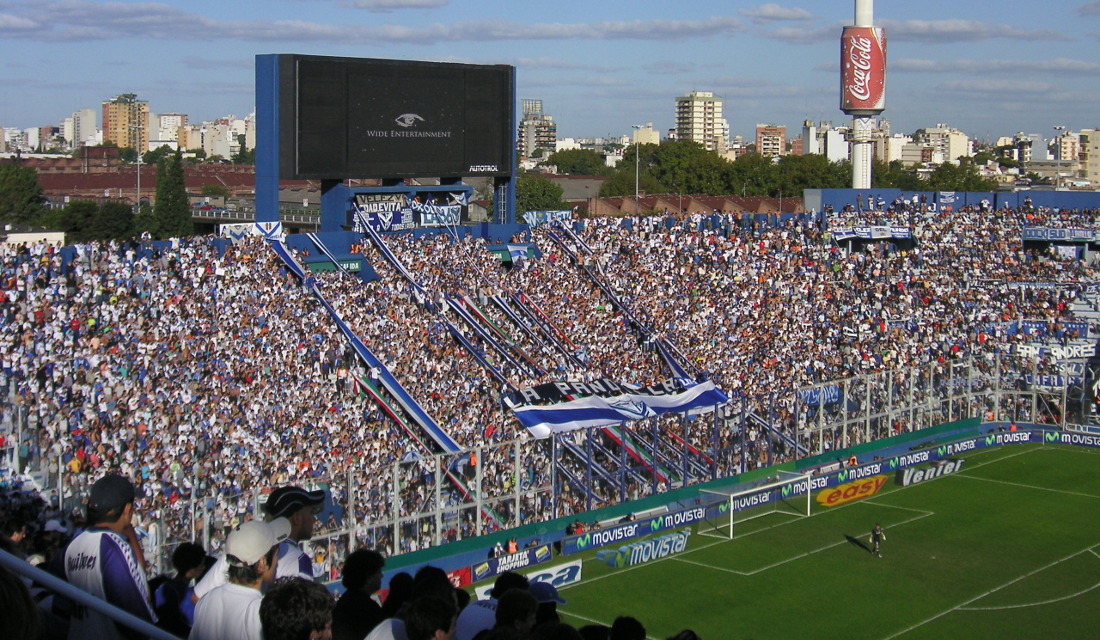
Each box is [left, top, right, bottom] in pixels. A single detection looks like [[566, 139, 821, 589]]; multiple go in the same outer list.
[[5, 352, 1081, 576], [0, 548, 180, 640]]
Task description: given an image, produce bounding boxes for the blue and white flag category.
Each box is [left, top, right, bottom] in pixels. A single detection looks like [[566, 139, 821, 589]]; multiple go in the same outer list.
[[507, 377, 728, 438]]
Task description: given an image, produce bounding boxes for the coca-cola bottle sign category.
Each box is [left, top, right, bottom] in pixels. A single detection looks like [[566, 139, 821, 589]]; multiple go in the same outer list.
[[840, 26, 886, 115]]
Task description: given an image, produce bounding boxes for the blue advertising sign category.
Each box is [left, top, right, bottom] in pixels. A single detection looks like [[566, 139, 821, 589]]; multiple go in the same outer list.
[[469, 544, 554, 583], [559, 505, 707, 555], [1021, 228, 1097, 242]]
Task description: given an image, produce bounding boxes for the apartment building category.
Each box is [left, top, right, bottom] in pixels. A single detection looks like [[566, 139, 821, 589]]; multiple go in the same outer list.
[[674, 91, 727, 152], [102, 93, 150, 151]]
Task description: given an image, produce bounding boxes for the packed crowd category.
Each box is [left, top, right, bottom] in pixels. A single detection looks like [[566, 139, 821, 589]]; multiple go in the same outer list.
[[0, 200, 1096, 576], [1, 474, 701, 640]]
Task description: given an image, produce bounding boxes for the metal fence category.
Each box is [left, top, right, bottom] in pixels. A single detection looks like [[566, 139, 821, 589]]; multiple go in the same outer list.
[[2, 353, 1080, 576]]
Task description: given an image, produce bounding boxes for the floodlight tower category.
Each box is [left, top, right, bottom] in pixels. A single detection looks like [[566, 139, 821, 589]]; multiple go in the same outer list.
[[841, 0, 886, 189]]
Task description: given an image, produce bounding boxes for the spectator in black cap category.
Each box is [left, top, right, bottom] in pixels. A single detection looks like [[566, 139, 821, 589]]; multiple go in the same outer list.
[[529, 581, 566, 628], [332, 548, 385, 640], [64, 474, 156, 640], [263, 486, 326, 581], [154, 542, 208, 637]]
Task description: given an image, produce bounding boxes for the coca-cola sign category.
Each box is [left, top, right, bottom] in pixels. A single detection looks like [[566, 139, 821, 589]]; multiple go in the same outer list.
[[840, 26, 886, 115]]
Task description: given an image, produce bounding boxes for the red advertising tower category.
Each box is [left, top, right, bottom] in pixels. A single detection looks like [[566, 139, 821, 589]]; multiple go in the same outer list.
[[841, 0, 885, 189]]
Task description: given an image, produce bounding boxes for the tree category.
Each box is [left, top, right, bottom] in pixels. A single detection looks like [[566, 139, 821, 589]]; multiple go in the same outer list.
[[540, 149, 609, 175], [200, 183, 230, 198], [39, 200, 96, 238], [142, 145, 174, 166], [0, 162, 45, 224], [872, 159, 925, 190], [87, 202, 134, 241], [925, 158, 998, 192], [231, 135, 255, 165], [514, 174, 567, 222], [117, 147, 138, 163], [727, 153, 776, 197], [153, 150, 193, 239], [598, 169, 663, 199]]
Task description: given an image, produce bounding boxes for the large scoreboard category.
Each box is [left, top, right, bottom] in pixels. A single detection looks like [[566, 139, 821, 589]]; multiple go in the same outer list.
[[275, 54, 515, 180]]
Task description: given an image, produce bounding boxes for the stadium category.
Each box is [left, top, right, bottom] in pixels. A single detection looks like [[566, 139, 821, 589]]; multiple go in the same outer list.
[[3, 51, 1100, 640]]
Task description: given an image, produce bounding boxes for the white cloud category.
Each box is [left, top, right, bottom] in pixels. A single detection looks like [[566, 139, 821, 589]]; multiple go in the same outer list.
[[879, 19, 1061, 43], [0, 2, 745, 44], [892, 57, 1100, 75], [513, 57, 621, 73], [1079, 1, 1100, 16], [739, 4, 814, 25], [762, 23, 841, 44], [343, 0, 448, 11]]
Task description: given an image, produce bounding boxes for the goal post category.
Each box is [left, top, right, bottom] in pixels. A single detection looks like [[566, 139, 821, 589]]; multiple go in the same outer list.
[[697, 470, 815, 540]]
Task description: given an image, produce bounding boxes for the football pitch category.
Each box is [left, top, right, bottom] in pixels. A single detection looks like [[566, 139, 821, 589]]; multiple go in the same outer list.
[[554, 443, 1100, 640]]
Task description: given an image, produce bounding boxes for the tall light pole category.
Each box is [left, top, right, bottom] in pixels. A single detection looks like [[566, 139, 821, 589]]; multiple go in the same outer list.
[[132, 122, 143, 214], [632, 124, 642, 216]]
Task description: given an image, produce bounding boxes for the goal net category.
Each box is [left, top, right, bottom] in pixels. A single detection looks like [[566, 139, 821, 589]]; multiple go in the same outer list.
[[697, 470, 814, 540]]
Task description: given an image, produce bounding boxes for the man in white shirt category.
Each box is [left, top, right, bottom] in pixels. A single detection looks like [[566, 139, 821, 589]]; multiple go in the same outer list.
[[192, 484, 323, 602], [189, 519, 286, 640]]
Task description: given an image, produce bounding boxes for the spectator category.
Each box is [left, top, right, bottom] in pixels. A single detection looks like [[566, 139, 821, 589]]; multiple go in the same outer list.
[[259, 577, 335, 640], [263, 486, 326, 581], [153, 541, 208, 637], [64, 474, 156, 640], [189, 519, 287, 640], [529, 581, 566, 628], [609, 616, 646, 640], [455, 571, 528, 640], [332, 548, 386, 640], [403, 595, 457, 640], [0, 564, 40, 640], [487, 588, 538, 637]]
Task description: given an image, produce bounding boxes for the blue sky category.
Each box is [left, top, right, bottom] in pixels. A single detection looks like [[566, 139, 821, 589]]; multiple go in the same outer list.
[[2, 0, 1099, 143]]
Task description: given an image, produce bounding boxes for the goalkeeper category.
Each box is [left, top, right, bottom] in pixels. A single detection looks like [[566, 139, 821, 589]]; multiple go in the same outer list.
[[869, 523, 886, 557]]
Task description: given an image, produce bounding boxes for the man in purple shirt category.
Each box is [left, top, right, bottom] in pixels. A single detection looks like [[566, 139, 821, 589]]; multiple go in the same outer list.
[[65, 474, 156, 640]]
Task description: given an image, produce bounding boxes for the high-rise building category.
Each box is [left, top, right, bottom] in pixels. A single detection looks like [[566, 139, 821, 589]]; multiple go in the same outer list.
[[674, 91, 726, 152], [102, 93, 150, 151], [1079, 129, 1099, 186], [1050, 128, 1079, 162], [517, 99, 557, 158], [914, 124, 972, 164], [632, 122, 660, 146], [801, 120, 820, 156], [755, 124, 787, 158], [154, 113, 188, 148], [61, 109, 97, 148]]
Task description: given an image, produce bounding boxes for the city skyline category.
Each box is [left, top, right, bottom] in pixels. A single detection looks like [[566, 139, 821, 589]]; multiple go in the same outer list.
[[1, 1, 1099, 142]]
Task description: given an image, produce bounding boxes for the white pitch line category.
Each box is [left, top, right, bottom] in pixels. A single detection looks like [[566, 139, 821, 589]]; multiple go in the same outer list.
[[954, 474, 1100, 500], [881, 544, 1100, 640], [674, 509, 935, 576], [958, 580, 1100, 611]]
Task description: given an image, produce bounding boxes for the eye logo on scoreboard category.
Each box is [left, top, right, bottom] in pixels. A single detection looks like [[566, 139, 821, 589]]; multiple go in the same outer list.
[[395, 113, 425, 128]]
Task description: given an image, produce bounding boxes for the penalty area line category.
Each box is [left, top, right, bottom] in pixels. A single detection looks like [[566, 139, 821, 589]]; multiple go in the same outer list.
[[881, 543, 1100, 640]]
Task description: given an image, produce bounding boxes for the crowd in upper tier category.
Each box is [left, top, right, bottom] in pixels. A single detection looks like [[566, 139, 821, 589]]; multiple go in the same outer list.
[[0, 202, 1096, 570]]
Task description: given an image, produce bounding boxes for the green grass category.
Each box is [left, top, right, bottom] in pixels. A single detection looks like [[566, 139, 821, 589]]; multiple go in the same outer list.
[[553, 443, 1100, 640]]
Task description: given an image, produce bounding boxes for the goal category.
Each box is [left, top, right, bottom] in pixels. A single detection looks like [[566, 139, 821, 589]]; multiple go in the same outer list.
[[698, 470, 814, 540]]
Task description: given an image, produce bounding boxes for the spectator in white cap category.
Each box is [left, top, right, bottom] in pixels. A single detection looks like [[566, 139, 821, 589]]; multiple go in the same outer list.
[[189, 519, 288, 640], [262, 485, 326, 581], [191, 517, 293, 603]]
